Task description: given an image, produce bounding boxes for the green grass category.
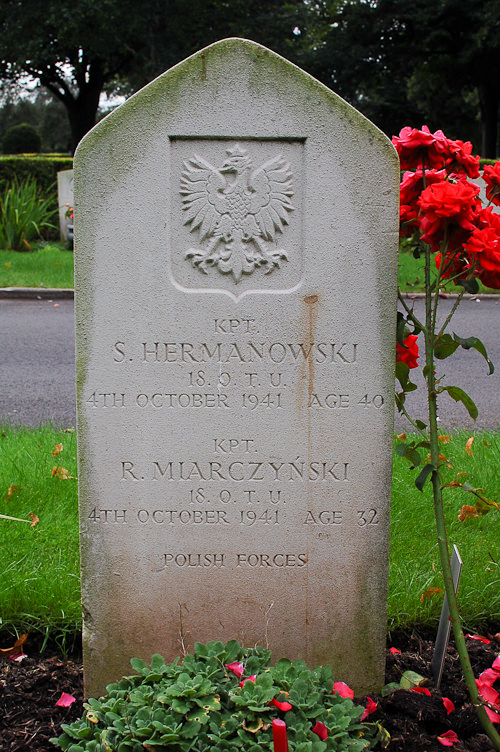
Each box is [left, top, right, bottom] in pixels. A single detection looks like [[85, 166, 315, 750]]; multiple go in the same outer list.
[[1, 240, 499, 293], [398, 245, 500, 294], [0, 241, 74, 288], [1, 426, 499, 648]]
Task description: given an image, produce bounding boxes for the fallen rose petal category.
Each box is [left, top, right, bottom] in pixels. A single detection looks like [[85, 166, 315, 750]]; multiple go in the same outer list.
[[272, 719, 289, 752], [466, 633, 490, 644], [492, 656, 500, 671], [8, 653, 27, 663], [389, 647, 402, 655], [225, 662, 244, 678], [270, 698, 292, 711], [332, 681, 354, 699], [442, 697, 455, 715], [52, 443, 64, 456], [239, 675, 256, 687], [411, 686, 431, 696], [312, 721, 328, 740], [29, 513, 39, 527], [437, 730, 460, 746], [485, 706, 500, 724], [55, 692, 76, 707], [361, 696, 377, 720]]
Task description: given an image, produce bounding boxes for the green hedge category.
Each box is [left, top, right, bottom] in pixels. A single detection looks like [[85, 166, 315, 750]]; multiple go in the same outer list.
[[0, 155, 73, 197]]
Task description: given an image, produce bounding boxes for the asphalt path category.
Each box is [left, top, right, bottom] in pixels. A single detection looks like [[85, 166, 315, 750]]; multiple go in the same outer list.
[[1, 296, 499, 430]]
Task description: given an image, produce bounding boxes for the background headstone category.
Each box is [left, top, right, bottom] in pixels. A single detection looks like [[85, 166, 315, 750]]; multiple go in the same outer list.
[[57, 169, 74, 242], [75, 38, 399, 698]]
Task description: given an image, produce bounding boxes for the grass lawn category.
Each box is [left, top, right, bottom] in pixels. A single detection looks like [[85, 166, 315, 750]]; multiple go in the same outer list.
[[1, 425, 499, 648], [2, 240, 500, 292], [0, 242, 74, 289], [398, 246, 500, 294]]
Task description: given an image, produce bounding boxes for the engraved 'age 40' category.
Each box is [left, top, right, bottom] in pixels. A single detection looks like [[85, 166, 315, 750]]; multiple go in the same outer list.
[[181, 144, 294, 283]]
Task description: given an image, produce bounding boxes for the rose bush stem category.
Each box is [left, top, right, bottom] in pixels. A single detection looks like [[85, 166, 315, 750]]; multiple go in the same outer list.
[[422, 244, 500, 750]]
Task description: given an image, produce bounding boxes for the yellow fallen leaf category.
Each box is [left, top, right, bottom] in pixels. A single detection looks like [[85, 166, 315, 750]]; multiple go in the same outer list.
[[465, 437, 474, 455], [51, 466, 73, 479], [52, 443, 63, 456], [0, 634, 27, 656], [6, 484, 18, 501], [458, 505, 479, 522], [438, 435, 451, 444], [420, 586, 443, 602], [29, 513, 39, 527]]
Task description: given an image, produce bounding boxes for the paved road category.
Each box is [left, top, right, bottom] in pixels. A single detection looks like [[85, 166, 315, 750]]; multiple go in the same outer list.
[[1, 296, 499, 430], [0, 299, 76, 427]]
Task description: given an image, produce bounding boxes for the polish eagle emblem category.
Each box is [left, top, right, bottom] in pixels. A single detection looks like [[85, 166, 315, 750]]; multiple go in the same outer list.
[[181, 144, 294, 283]]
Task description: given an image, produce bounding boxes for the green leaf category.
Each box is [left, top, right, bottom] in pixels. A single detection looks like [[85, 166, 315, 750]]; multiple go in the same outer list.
[[442, 386, 478, 420], [381, 682, 400, 697], [456, 277, 479, 294], [400, 670, 427, 689], [453, 333, 494, 375], [434, 333, 459, 360], [415, 463, 435, 491], [415, 420, 427, 430]]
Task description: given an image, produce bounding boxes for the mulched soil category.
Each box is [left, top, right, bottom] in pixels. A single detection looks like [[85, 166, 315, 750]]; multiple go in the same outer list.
[[0, 630, 499, 751]]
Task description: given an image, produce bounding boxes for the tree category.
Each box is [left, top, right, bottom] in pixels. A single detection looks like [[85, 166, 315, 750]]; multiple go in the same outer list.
[[0, 0, 315, 154], [309, 0, 500, 157]]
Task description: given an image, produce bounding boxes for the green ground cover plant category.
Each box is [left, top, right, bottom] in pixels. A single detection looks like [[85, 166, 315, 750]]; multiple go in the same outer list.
[[0, 178, 57, 250], [0, 425, 499, 647], [53, 641, 384, 752], [0, 241, 74, 288]]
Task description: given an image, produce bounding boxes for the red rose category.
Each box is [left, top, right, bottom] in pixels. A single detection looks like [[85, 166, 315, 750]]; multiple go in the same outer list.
[[392, 126, 447, 170], [438, 137, 480, 178], [464, 225, 500, 289], [396, 334, 419, 369], [418, 180, 479, 252], [483, 163, 500, 206]]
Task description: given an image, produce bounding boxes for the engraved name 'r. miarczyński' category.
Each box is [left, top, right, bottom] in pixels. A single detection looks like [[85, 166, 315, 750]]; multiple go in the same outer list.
[[181, 144, 294, 283]]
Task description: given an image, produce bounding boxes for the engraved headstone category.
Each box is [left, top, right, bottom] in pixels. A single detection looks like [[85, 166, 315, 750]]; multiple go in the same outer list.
[[75, 38, 399, 698], [57, 169, 74, 242]]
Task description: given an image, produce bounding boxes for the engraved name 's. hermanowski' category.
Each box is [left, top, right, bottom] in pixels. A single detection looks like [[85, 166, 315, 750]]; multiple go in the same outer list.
[[181, 144, 294, 283]]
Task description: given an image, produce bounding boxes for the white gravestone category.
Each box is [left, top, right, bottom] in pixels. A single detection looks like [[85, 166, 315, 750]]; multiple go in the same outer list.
[[57, 169, 74, 242], [75, 38, 399, 698]]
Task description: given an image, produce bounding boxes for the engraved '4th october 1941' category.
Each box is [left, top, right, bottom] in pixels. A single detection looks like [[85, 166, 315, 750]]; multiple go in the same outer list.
[[181, 144, 294, 283]]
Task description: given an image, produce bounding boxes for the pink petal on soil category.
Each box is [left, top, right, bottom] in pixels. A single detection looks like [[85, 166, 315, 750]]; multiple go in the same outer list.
[[332, 681, 354, 699], [361, 697, 377, 720], [465, 633, 490, 644], [492, 656, 500, 672], [411, 686, 431, 696], [270, 698, 292, 711], [437, 729, 460, 746], [225, 662, 244, 678], [312, 721, 328, 740], [485, 706, 500, 724], [8, 653, 27, 663], [239, 675, 256, 687], [55, 692, 76, 707], [389, 647, 402, 655], [442, 697, 455, 715]]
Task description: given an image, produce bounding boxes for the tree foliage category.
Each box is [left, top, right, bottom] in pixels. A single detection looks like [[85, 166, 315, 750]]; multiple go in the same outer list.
[[308, 0, 500, 157], [0, 0, 313, 153]]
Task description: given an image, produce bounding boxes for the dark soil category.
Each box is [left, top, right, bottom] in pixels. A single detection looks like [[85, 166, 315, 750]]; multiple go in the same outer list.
[[0, 631, 499, 751]]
